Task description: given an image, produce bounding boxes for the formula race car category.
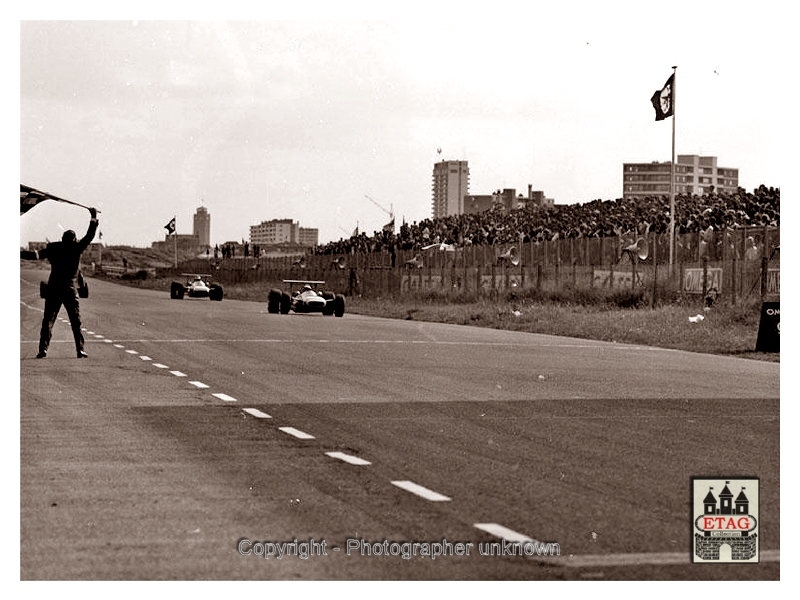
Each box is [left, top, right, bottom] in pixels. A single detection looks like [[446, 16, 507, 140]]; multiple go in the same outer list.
[[267, 280, 344, 317], [170, 274, 223, 301]]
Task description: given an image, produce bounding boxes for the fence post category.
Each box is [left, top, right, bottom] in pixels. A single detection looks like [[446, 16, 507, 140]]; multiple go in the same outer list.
[[702, 256, 708, 297]]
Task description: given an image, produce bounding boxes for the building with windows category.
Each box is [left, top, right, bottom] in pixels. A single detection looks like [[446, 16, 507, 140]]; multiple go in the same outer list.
[[464, 185, 555, 215], [623, 155, 738, 200], [432, 160, 469, 218], [193, 206, 211, 251], [249, 218, 318, 247]]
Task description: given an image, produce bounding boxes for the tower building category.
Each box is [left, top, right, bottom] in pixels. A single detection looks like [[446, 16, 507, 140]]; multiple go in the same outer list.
[[432, 160, 469, 218]]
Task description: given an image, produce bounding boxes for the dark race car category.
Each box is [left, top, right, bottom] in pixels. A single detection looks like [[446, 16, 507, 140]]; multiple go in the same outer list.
[[267, 280, 344, 317], [170, 274, 223, 301]]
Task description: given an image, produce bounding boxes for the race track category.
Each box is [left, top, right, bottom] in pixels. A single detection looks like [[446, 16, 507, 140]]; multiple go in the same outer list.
[[19, 270, 780, 580]]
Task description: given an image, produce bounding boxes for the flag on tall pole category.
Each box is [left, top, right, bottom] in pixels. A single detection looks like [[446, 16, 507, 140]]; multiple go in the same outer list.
[[164, 216, 177, 267], [651, 74, 675, 121], [651, 68, 677, 271]]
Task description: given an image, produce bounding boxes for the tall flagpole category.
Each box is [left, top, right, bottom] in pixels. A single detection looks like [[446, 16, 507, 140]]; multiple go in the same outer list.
[[669, 65, 677, 275], [173, 217, 178, 269]]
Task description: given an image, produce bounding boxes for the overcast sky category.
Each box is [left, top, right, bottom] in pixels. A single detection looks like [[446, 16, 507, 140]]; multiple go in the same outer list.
[[17, 3, 789, 248]]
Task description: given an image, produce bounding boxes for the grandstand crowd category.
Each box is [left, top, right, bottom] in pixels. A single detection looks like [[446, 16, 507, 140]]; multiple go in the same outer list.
[[314, 185, 779, 256]]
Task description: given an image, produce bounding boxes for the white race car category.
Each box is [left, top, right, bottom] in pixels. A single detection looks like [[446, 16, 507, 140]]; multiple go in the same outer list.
[[268, 280, 344, 316], [170, 274, 223, 301]]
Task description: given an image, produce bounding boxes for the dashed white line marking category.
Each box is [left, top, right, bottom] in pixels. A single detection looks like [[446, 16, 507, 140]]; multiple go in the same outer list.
[[126, 350, 139, 355], [113, 344, 124, 348], [212, 393, 237, 402], [86, 331, 95, 335], [391, 480, 451, 502], [152, 363, 169, 369], [325, 452, 371, 466], [242, 408, 271, 419], [189, 381, 209, 389], [170, 371, 187, 377], [93, 334, 104, 338], [139, 355, 152, 361], [278, 427, 315, 440], [474, 523, 535, 543], [103, 339, 113, 343]]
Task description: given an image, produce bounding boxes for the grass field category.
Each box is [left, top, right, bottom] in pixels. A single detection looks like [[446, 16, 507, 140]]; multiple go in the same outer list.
[[347, 295, 778, 362]]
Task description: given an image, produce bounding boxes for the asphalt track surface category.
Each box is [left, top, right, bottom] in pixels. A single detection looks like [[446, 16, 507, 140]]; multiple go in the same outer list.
[[19, 270, 780, 581]]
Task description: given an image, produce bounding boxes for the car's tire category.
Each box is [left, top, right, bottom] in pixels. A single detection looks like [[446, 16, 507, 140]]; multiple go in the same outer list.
[[209, 284, 223, 301], [280, 292, 291, 314], [333, 294, 345, 317], [267, 289, 281, 314], [170, 282, 185, 299]]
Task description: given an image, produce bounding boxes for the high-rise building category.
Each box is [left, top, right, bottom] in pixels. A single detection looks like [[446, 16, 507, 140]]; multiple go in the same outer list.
[[432, 160, 469, 218], [623, 155, 738, 200], [193, 206, 211, 250]]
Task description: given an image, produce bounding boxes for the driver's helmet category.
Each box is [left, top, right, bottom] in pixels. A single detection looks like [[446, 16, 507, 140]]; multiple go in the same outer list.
[[303, 284, 313, 291], [194, 275, 202, 281]]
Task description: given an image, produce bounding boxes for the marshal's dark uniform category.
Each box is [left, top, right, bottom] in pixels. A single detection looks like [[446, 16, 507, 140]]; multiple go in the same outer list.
[[21, 209, 98, 358]]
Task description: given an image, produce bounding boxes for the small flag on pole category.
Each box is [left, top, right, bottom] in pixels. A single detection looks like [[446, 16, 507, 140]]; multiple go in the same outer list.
[[651, 74, 674, 121], [382, 217, 395, 233], [164, 217, 176, 234]]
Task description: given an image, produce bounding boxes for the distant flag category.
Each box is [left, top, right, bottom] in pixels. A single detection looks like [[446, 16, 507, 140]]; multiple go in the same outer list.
[[352, 225, 359, 237], [20, 183, 94, 215], [382, 217, 395, 233], [164, 217, 176, 234], [651, 74, 674, 121]]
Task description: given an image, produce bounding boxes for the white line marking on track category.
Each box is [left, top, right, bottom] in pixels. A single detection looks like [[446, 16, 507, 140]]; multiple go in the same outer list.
[[126, 350, 139, 355], [474, 523, 535, 543], [152, 363, 169, 369], [170, 371, 187, 377], [86, 331, 94, 335], [326, 452, 371, 466], [391, 480, 451, 502], [242, 408, 271, 419], [189, 381, 209, 389], [139, 355, 152, 361], [278, 427, 315, 440], [103, 339, 113, 343], [212, 393, 237, 402], [93, 334, 104, 338]]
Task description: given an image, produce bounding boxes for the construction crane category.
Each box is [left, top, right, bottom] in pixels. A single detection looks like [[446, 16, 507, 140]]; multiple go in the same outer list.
[[338, 224, 359, 238], [364, 194, 393, 221]]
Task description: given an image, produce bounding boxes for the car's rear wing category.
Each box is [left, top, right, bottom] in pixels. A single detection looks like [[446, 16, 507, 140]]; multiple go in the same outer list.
[[283, 279, 325, 285]]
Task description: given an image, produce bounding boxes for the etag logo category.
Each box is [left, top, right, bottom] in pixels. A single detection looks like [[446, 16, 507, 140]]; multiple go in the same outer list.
[[692, 478, 759, 563]]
